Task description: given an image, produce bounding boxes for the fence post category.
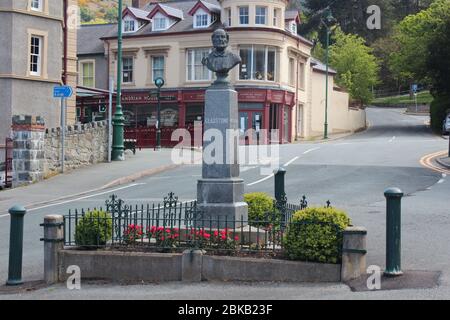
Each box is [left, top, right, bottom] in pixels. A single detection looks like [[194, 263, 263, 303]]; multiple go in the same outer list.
[[6, 205, 27, 285], [42, 215, 65, 284], [341, 226, 367, 282], [274, 167, 286, 202], [384, 188, 403, 277]]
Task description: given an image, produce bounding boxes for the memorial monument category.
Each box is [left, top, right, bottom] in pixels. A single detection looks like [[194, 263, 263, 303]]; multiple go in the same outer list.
[[197, 29, 248, 227]]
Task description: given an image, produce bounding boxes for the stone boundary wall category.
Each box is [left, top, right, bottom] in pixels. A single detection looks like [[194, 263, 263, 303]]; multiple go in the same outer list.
[[44, 121, 109, 177]]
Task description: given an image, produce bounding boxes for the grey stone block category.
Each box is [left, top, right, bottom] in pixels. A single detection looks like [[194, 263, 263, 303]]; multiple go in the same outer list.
[[197, 178, 245, 204], [341, 226, 367, 282], [182, 250, 204, 282]]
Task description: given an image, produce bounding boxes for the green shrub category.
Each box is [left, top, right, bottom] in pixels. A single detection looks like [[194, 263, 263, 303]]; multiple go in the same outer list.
[[283, 207, 351, 264], [244, 192, 275, 225], [430, 94, 450, 134], [75, 210, 113, 247]]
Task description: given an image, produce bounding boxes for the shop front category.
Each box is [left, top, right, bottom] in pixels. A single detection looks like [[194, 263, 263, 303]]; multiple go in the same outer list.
[[76, 87, 295, 148]]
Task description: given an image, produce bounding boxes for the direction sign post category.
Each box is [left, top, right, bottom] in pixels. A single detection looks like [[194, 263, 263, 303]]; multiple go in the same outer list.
[[53, 86, 73, 173]]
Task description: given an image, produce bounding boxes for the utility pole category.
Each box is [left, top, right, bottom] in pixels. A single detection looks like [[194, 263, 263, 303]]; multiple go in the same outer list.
[[322, 8, 335, 140], [112, 0, 124, 161], [154, 77, 165, 150]]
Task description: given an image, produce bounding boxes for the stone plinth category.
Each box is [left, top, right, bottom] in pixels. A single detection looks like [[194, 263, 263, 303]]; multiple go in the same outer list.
[[197, 88, 248, 227], [11, 115, 45, 187]]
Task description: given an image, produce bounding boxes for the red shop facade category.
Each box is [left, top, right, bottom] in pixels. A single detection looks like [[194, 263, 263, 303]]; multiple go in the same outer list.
[[76, 87, 295, 148]]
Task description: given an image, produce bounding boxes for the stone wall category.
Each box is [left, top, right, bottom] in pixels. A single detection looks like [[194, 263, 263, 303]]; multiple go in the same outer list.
[[44, 121, 109, 177], [11, 115, 46, 187]]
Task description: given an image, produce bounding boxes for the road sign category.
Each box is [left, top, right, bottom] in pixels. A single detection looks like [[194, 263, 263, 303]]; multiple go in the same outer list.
[[53, 86, 73, 98], [412, 84, 418, 93]]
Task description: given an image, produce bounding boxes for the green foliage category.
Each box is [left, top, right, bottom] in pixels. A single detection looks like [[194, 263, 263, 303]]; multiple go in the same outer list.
[[80, 7, 95, 23], [283, 207, 351, 264], [104, 7, 118, 23], [390, 0, 450, 85], [75, 210, 112, 246], [244, 193, 275, 224], [328, 28, 380, 105], [430, 94, 450, 134]]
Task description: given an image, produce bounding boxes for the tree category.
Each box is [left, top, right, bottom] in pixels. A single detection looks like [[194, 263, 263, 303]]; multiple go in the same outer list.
[[328, 28, 380, 105], [427, 18, 450, 133], [80, 6, 95, 23], [389, 0, 450, 86]]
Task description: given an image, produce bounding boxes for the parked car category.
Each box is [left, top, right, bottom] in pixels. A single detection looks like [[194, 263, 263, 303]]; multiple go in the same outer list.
[[443, 115, 450, 135], [0, 162, 5, 190]]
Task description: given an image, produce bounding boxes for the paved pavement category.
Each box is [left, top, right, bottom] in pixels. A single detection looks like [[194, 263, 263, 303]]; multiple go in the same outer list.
[[1, 107, 449, 299]]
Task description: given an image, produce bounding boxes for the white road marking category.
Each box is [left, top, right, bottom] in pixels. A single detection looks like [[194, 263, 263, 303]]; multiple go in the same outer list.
[[0, 183, 147, 218], [247, 174, 274, 187], [284, 156, 299, 167], [303, 147, 321, 154], [247, 154, 306, 186], [389, 136, 396, 143]]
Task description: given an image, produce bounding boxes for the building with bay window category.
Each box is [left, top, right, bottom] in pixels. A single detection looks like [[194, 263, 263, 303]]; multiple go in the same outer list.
[[76, 0, 366, 147]]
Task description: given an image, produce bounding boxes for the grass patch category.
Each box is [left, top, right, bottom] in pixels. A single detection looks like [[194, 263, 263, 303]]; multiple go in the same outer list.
[[373, 91, 432, 106]]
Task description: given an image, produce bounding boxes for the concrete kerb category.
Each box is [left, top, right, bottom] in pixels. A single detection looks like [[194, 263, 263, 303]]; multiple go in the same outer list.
[[436, 157, 450, 170], [1, 163, 181, 214], [44, 218, 368, 284]]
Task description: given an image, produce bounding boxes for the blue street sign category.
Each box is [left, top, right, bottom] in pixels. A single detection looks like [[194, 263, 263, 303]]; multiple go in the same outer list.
[[53, 86, 73, 98], [412, 84, 418, 93]]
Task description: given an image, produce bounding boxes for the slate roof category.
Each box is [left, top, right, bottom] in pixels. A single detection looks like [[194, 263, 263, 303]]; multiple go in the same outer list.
[[127, 7, 152, 21], [285, 10, 299, 21], [198, 0, 221, 13], [310, 57, 337, 74], [78, 23, 116, 55], [152, 3, 185, 20]]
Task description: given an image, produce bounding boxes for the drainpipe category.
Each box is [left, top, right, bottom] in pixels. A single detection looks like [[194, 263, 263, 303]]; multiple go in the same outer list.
[[63, 0, 68, 85], [295, 39, 300, 141]]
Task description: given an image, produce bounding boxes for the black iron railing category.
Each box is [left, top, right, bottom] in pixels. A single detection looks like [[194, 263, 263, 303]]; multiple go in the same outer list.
[[63, 193, 341, 263]]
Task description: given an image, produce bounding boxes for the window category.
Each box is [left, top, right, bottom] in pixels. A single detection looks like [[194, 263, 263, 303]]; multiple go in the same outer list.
[[299, 62, 305, 89], [153, 16, 168, 31], [239, 45, 276, 81], [255, 6, 267, 25], [239, 7, 249, 25], [30, 0, 43, 11], [122, 57, 133, 83], [273, 8, 279, 26], [30, 35, 42, 76], [81, 61, 95, 87], [290, 22, 298, 34], [226, 8, 232, 26], [152, 56, 165, 81], [194, 13, 209, 28], [289, 58, 295, 86], [187, 48, 211, 81], [123, 19, 136, 33]]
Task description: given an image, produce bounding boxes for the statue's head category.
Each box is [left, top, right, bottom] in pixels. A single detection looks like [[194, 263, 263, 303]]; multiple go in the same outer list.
[[212, 29, 229, 51]]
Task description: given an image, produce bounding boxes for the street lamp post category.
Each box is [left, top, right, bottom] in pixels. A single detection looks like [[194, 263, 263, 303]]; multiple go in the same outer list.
[[322, 8, 335, 140], [112, 0, 125, 161], [154, 77, 165, 150]]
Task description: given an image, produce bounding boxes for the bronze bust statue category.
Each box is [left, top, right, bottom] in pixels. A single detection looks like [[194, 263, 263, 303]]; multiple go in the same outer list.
[[202, 29, 242, 87]]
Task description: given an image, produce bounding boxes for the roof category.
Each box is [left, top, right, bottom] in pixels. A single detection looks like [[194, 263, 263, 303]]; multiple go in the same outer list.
[[78, 24, 116, 55], [149, 3, 184, 20], [310, 57, 337, 75], [285, 10, 299, 21], [101, 0, 221, 39], [125, 7, 152, 21], [188, 0, 221, 15]]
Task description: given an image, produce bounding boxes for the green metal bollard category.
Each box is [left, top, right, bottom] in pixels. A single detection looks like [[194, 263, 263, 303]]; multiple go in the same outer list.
[[6, 205, 27, 285], [274, 167, 286, 203], [384, 188, 403, 277]]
